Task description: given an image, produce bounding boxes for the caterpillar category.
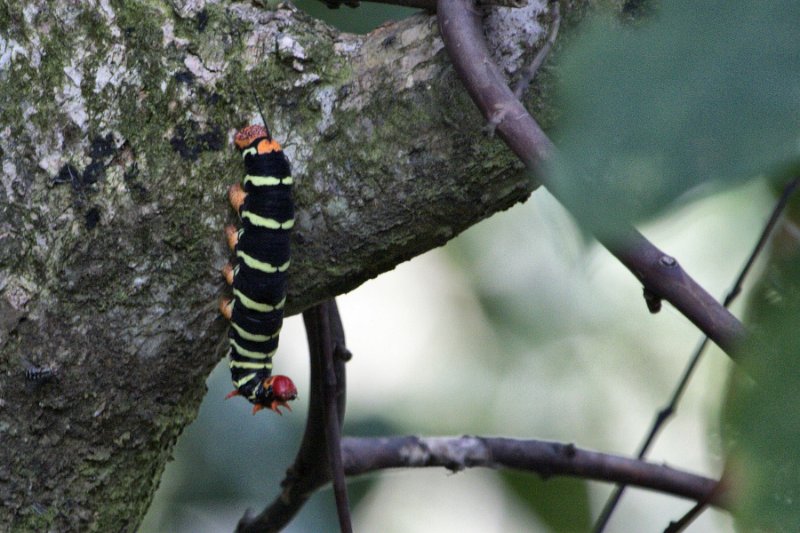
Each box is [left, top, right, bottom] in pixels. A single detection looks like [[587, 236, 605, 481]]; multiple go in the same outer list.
[[23, 361, 59, 387], [219, 123, 297, 415]]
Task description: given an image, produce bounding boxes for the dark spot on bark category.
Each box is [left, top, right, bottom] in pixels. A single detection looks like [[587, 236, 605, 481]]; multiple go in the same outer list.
[[53, 164, 81, 186], [124, 163, 149, 202], [89, 134, 116, 159], [85, 206, 101, 229], [338, 83, 353, 99], [174, 70, 194, 84], [82, 160, 106, 186], [170, 121, 224, 161], [205, 91, 220, 106], [197, 9, 208, 32]]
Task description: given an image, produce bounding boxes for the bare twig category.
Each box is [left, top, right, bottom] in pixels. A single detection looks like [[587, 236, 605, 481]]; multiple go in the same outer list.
[[236, 300, 349, 533], [592, 177, 800, 532], [511, 1, 561, 99], [721, 177, 800, 307], [436, 0, 747, 357], [341, 436, 727, 508], [317, 303, 353, 533]]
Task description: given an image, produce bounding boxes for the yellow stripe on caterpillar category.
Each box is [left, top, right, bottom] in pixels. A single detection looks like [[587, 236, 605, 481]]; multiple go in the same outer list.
[[229, 338, 276, 360], [240, 210, 295, 230], [233, 289, 286, 313], [231, 321, 280, 342], [234, 372, 258, 388], [229, 359, 272, 370], [244, 175, 293, 187], [241, 147, 257, 158], [236, 251, 291, 273]]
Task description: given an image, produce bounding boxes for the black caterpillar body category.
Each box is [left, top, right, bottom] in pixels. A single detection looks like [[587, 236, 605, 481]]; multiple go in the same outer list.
[[221, 124, 297, 415]]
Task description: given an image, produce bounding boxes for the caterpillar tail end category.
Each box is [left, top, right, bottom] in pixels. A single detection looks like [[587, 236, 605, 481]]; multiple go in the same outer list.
[[225, 389, 240, 400]]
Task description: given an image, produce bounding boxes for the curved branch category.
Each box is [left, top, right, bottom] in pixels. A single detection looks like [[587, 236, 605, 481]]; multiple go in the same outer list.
[[342, 435, 728, 509], [436, 0, 747, 357], [319, 303, 352, 533]]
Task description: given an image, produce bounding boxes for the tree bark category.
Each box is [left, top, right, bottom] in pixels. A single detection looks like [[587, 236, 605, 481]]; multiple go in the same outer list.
[[0, 0, 583, 530]]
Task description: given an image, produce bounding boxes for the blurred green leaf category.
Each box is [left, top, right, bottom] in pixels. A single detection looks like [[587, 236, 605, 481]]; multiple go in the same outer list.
[[550, 0, 800, 236], [724, 194, 800, 530], [500, 471, 591, 532]]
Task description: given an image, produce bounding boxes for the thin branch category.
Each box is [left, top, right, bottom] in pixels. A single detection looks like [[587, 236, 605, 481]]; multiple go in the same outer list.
[[512, 1, 561, 99], [236, 300, 349, 533], [722, 177, 800, 307], [341, 436, 728, 508], [436, 0, 747, 358], [663, 468, 732, 533], [318, 303, 353, 533], [592, 176, 800, 532]]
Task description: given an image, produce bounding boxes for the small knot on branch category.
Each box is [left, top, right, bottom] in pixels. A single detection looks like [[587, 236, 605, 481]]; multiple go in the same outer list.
[[643, 288, 663, 314]]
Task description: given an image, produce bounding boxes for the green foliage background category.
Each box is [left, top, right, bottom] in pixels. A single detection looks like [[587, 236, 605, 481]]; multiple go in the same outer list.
[[550, 0, 800, 236]]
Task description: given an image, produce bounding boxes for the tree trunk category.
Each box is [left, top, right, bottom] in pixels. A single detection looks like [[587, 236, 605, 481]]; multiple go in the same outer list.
[[0, 1, 587, 530]]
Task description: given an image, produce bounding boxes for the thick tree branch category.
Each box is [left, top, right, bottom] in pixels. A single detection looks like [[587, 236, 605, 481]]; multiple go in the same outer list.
[[436, 0, 747, 357]]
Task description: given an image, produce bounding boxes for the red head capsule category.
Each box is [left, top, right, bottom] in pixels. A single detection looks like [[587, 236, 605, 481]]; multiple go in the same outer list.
[[234, 124, 269, 149]]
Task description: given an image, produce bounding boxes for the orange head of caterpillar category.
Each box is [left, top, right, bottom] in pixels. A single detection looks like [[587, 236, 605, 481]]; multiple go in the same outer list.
[[234, 124, 283, 154], [234, 124, 270, 149]]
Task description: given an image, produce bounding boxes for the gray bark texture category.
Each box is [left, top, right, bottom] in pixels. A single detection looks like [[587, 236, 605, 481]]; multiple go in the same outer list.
[[0, 0, 600, 530]]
